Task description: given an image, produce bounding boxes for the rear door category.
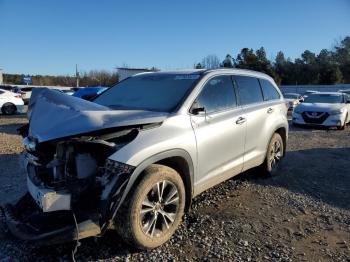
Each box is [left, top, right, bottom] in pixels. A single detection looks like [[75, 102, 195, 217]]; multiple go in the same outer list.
[[190, 75, 246, 192], [233, 75, 273, 171]]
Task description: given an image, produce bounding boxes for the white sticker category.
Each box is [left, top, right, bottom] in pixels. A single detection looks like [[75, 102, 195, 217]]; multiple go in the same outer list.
[[175, 75, 200, 80]]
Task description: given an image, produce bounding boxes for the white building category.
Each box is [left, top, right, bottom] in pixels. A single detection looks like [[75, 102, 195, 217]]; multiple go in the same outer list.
[[117, 67, 154, 81], [0, 69, 3, 85]]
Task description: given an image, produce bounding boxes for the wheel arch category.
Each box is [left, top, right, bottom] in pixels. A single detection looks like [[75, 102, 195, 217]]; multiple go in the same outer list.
[[274, 126, 287, 155], [118, 149, 194, 215]]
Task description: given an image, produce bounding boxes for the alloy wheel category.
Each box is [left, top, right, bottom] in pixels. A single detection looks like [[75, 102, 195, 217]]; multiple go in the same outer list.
[[140, 180, 179, 238], [270, 140, 282, 171]]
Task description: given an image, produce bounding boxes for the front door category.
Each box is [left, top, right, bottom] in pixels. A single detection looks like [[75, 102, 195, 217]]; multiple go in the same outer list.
[[190, 75, 246, 194]]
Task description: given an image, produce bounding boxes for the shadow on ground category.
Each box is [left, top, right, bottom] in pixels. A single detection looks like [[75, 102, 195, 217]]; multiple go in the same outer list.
[[242, 147, 350, 211], [288, 120, 350, 132]]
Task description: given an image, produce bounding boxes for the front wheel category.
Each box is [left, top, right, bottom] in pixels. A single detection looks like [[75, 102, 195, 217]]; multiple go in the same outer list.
[[116, 164, 185, 249], [337, 114, 348, 130], [260, 133, 284, 175]]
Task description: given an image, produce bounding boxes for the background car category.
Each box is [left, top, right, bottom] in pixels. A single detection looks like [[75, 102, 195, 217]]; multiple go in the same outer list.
[[292, 92, 350, 130], [283, 93, 303, 110], [52, 88, 75, 95], [0, 89, 24, 115], [302, 90, 318, 98], [339, 89, 350, 96], [72, 86, 108, 100], [13, 86, 33, 104]]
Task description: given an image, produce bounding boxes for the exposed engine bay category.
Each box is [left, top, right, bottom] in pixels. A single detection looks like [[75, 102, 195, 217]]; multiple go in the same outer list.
[[1, 88, 165, 244], [3, 126, 139, 244]]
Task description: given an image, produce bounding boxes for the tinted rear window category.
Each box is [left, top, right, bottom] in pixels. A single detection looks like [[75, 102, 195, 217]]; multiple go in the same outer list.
[[260, 79, 280, 101], [234, 76, 263, 105]]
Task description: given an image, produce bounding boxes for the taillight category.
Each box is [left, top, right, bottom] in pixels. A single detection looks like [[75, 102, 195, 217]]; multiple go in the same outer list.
[[285, 101, 289, 109], [15, 95, 22, 99]]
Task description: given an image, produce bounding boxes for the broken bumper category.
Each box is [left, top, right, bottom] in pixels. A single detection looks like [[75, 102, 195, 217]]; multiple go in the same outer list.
[[1, 194, 101, 245]]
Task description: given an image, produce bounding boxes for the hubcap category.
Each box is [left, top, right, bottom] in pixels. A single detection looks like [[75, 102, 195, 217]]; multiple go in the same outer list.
[[140, 180, 179, 237], [5, 106, 14, 114], [270, 140, 282, 171]]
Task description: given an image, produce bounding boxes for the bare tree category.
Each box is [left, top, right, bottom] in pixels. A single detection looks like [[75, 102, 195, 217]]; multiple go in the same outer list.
[[201, 55, 221, 69]]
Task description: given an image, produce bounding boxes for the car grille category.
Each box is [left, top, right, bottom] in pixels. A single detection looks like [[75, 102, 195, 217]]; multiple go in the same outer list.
[[302, 111, 329, 124]]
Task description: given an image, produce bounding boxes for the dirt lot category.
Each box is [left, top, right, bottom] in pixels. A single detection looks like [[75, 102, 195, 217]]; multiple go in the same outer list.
[[0, 114, 349, 261]]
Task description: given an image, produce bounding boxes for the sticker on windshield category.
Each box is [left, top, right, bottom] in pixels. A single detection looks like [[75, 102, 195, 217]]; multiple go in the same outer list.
[[175, 75, 200, 80]]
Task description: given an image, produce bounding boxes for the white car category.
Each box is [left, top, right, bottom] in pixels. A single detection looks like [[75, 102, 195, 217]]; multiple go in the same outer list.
[[283, 93, 303, 110], [339, 89, 350, 96], [292, 92, 350, 130], [0, 89, 25, 115]]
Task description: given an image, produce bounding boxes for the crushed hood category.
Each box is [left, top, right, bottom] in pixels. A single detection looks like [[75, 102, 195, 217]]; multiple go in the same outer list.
[[28, 88, 168, 142]]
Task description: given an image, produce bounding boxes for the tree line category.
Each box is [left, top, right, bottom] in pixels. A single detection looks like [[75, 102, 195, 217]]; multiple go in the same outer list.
[[4, 70, 119, 87], [195, 36, 350, 85], [3, 36, 349, 87]]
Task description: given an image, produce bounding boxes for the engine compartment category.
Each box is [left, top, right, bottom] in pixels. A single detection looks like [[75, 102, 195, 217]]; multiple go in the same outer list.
[[2, 125, 146, 244]]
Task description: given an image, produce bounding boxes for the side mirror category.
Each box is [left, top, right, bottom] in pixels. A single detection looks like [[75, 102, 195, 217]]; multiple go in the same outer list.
[[191, 107, 205, 115]]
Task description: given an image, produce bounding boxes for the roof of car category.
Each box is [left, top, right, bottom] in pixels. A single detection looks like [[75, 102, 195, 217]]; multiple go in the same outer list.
[[309, 92, 343, 95], [135, 68, 274, 81], [284, 93, 301, 96]]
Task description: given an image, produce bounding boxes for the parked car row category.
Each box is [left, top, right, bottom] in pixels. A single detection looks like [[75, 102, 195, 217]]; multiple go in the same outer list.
[[2, 69, 349, 250], [0, 86, 109, 114]]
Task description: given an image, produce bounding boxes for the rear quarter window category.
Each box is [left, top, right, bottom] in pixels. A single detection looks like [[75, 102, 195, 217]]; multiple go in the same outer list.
[[234, 76, 264, 105], [259, 79, 280, 101]]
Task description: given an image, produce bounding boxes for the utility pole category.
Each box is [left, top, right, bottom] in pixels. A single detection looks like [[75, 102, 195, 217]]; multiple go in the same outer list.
[[76, 64, 80, 87]]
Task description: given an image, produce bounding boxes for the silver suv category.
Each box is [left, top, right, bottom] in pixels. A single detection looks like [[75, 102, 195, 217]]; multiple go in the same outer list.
[[3, 69, 288, 249]]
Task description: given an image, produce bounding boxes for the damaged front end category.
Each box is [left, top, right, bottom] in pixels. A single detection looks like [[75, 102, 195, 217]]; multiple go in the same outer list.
[[3, 129, 138, 245], [2, 89, 165, 245]]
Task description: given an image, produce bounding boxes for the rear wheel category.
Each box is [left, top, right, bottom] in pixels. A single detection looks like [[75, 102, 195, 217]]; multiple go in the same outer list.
[[116, 164, 185, 249], [260, 133, 284, 175], [1, 103, 17, 115]]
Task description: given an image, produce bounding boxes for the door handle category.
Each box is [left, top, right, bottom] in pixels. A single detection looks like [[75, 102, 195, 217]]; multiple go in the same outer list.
[[236, 117, 246, 125], [267, 108, 274, 114]]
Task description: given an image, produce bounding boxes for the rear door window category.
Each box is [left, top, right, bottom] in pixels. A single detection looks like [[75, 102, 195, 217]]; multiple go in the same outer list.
[[259, 79, 280, 101], [194, 75, 237, 114], [234, 76, 264, 105]]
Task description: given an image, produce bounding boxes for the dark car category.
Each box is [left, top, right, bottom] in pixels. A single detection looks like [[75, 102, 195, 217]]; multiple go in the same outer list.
[[73, 86, 108, 101]]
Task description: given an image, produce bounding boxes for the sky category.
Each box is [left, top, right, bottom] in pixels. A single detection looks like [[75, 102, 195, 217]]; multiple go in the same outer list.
[[0, 0, 350, 76]]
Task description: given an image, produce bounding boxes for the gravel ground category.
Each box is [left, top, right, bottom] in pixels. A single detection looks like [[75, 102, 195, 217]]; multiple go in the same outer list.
[[0, 113, 350, 261]]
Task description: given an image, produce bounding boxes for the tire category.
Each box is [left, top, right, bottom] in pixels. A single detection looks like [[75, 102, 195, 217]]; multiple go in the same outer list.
[[337, 114, 348, 130], [116, 164, 186, 250], [260, 133, 284, 176], [1, 103, 17, 115]]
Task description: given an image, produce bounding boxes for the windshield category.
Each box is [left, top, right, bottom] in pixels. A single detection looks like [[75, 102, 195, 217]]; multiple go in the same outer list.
[[304, 94, 344, 104], [284, 94, 299, 99], [94, 73, 201, 112]]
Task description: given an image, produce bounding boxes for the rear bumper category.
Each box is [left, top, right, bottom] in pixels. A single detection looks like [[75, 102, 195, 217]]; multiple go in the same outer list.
[[1, 193, 101, 245]]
